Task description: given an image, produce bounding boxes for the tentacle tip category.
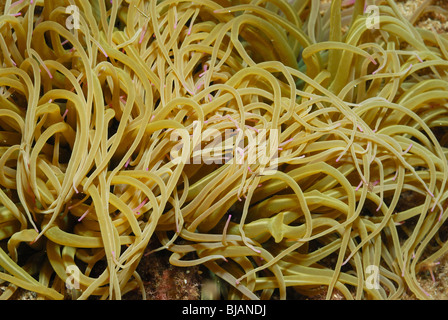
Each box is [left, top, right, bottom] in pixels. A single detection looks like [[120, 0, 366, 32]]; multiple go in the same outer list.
[[368, 56, 378, 65]]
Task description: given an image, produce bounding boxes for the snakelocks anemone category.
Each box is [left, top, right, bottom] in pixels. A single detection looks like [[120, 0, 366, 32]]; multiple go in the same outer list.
[[0, 0, 447, 300]]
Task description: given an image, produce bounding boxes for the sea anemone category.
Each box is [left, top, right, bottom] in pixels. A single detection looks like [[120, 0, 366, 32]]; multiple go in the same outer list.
[[0, 0, 447, 300]]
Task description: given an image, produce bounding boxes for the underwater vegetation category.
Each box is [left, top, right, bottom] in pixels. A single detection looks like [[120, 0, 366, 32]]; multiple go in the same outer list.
[[0, 0, 447, 300]]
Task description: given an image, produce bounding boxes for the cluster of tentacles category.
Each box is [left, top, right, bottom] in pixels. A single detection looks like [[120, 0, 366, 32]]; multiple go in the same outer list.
[[0, 0, 447, 299]]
